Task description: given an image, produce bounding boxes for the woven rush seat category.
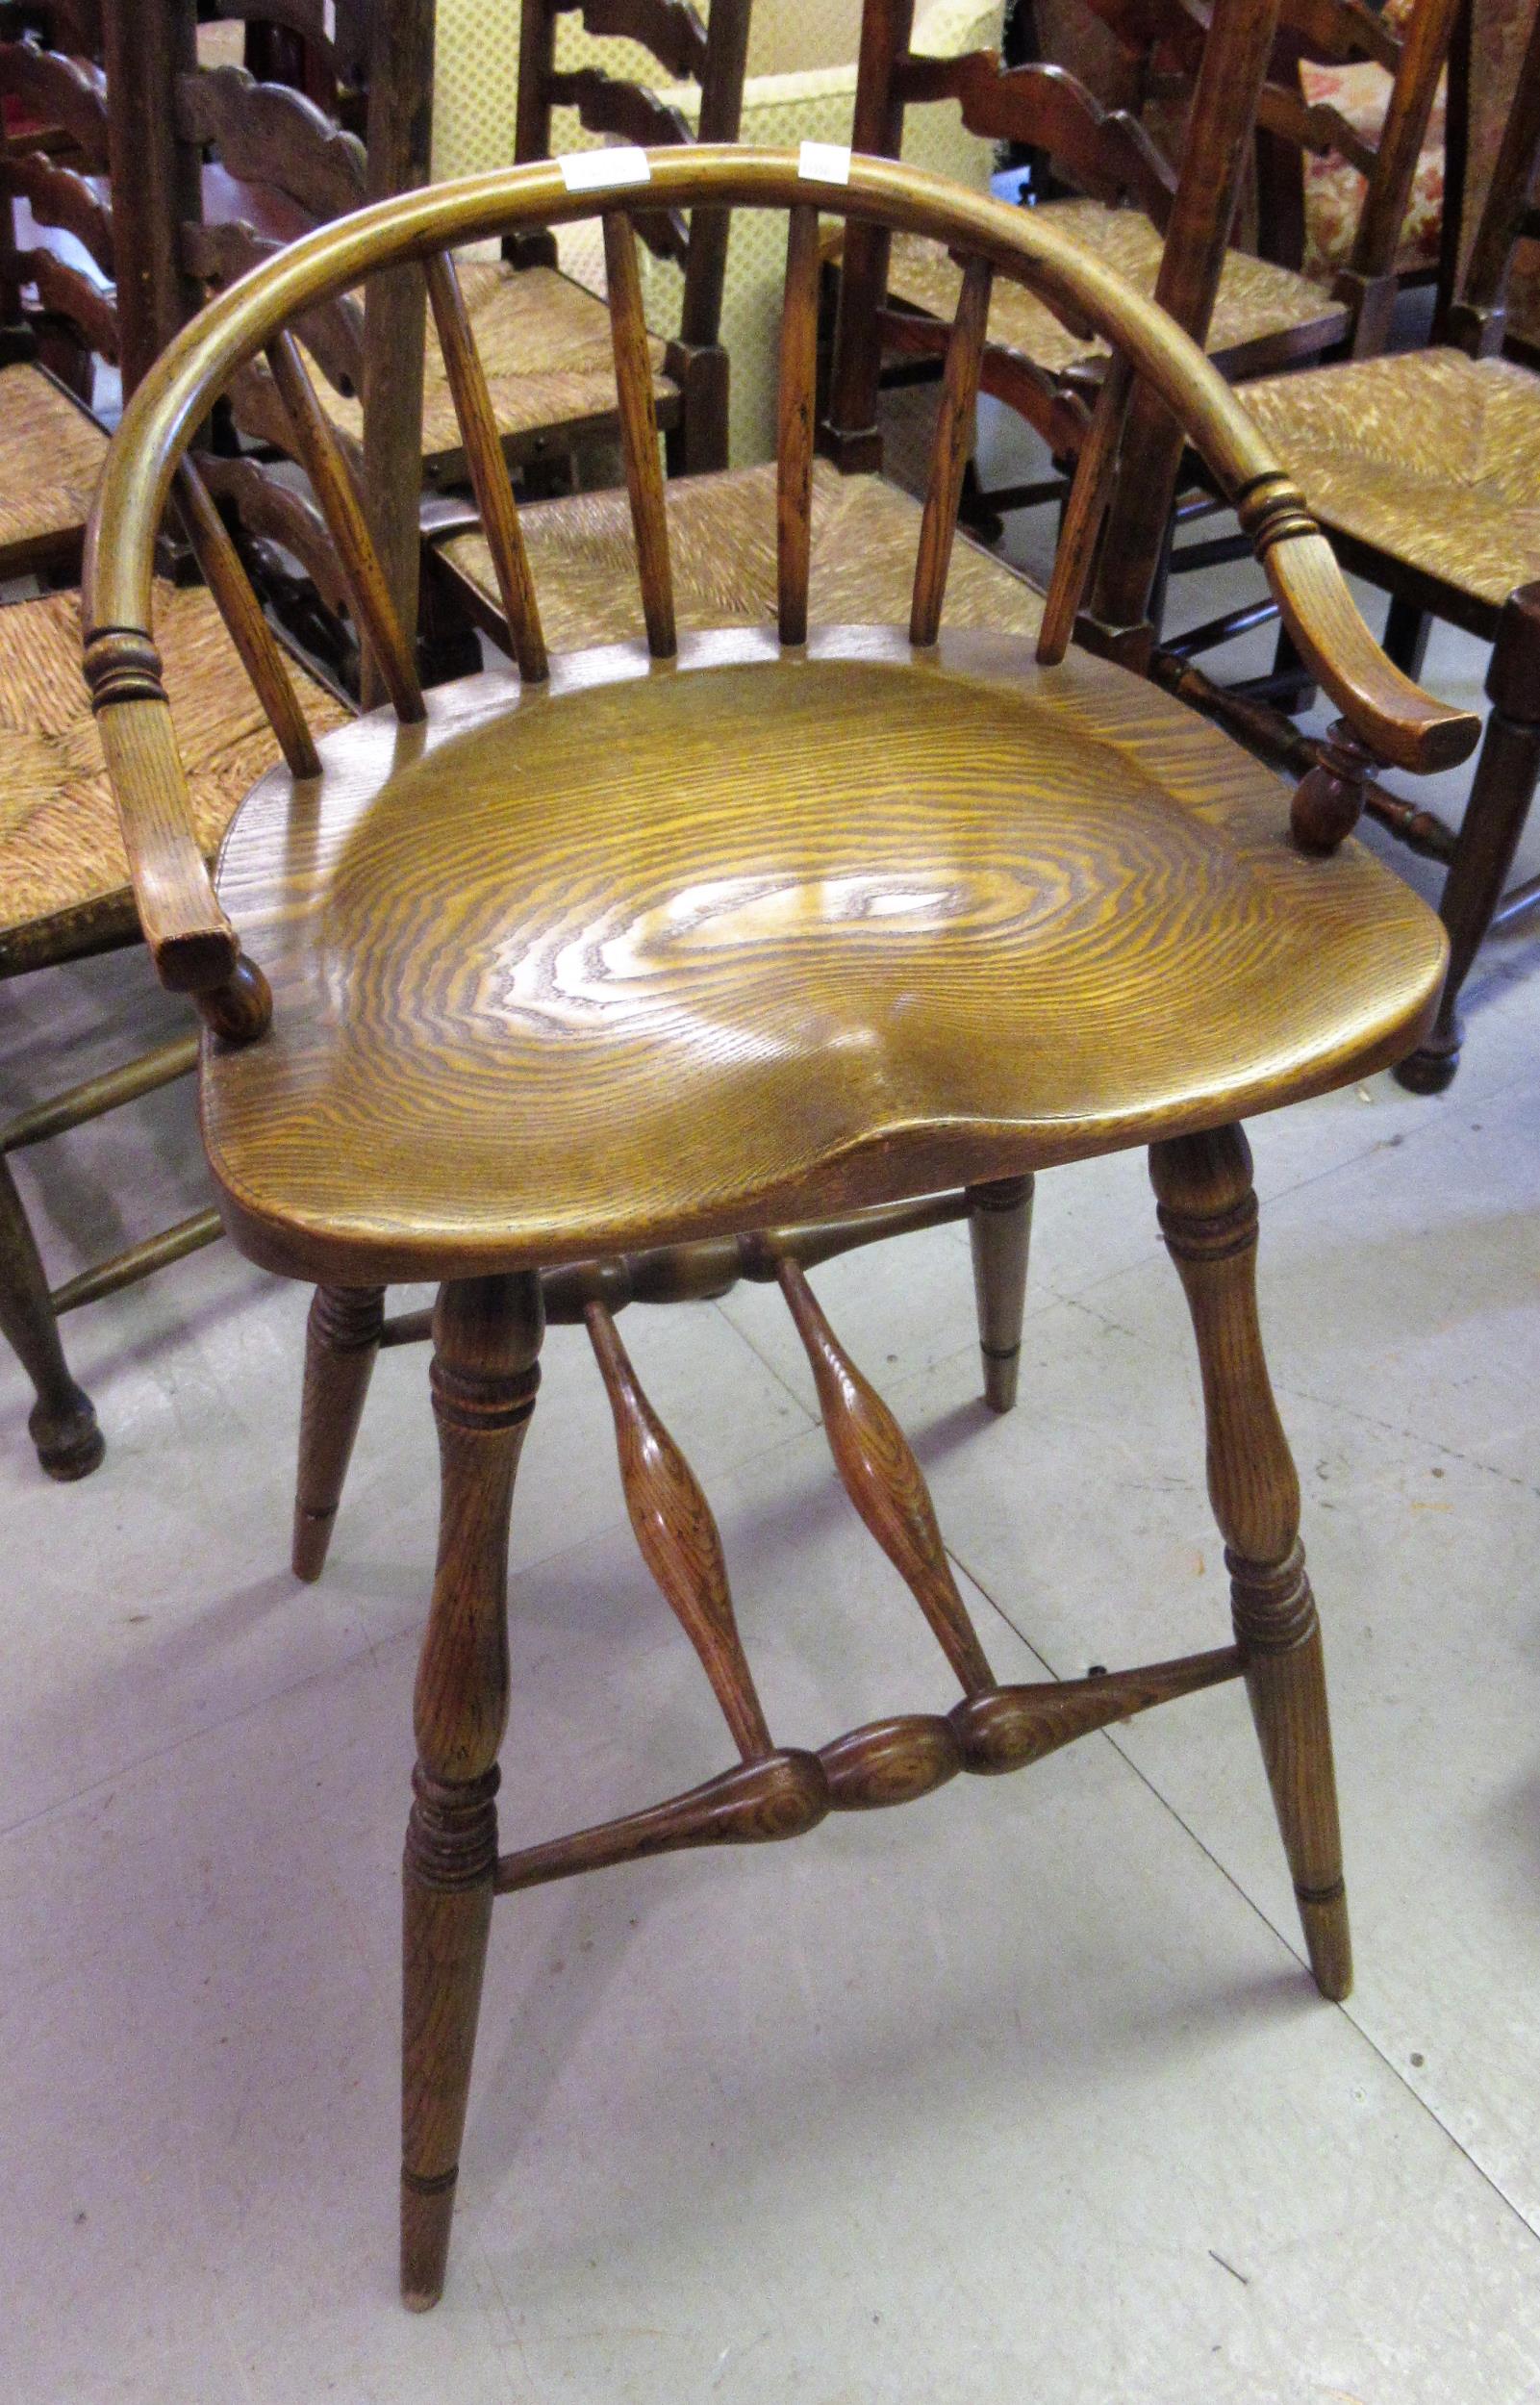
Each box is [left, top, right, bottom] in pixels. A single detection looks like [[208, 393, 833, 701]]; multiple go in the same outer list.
[[203, 623, 1444, 1282], [438, 460, 1048, 647], [0, 364, 109, 574], [883, 200, 1348, 381], [1241, 349, 1540, 608], [316, 260, 676, 470], [0, 579, 348, 974]]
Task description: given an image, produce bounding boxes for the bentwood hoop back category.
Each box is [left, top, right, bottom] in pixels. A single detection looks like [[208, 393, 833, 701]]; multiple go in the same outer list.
[[86, 150, 1475, 2309]]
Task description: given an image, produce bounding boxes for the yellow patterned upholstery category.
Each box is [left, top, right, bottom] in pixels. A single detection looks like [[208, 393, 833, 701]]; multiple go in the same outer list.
[[0, 364, 107, 573], [0, 581, 348, 952], [438, 458, 1046, 650], [885, 199, 1343, 383], [432, 0, 1005, 462], [1241, 349, 1540, 611]]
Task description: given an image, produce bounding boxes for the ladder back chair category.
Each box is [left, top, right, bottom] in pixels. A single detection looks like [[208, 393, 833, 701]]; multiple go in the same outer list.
[[0, 14, 112, 578], [86, 146, 1477, 2309], [0, 2, 352, 1480], [819, 0, 1432, 493], [1210, 0, 1540, 1090], [1249, 0, 1452, 347]]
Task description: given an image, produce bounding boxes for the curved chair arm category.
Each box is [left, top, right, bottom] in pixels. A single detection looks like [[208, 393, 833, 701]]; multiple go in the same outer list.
[[84, 146, 1479, 1007]]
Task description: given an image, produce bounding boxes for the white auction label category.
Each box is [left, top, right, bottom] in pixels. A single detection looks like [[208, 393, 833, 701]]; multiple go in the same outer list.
[[798, 140, 851, 185], [322, 0, 336, 38], [558, 146, 653, 192]]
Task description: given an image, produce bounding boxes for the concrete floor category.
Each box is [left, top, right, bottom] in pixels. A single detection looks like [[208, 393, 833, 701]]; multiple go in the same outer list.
[[5, 468, 1540, 2399]]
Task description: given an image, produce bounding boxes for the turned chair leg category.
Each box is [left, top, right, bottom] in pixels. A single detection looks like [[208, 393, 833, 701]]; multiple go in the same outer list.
[[0, 1152, 103, 1479], [966, 1174, 1033, 1413], [1399, 587, 1540, 1094], [291, 1284, 386, 1580], [1150, 1126, 1351, 2001], [401, 1272, 543, 2311]]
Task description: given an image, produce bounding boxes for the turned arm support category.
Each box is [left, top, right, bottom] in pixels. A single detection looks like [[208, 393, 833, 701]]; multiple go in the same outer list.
[[82, 630, 272, 1040], [1235, 477, 1478, 782]]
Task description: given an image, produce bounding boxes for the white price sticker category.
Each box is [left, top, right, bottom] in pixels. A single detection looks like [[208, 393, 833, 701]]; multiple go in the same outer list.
[[558, 146, 653, 192], [322, 0, 336, 38], [799, 140, 851, 185]]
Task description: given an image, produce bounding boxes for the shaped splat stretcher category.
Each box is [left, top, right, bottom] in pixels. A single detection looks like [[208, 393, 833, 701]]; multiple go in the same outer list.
[[489, 1240, 1243, 1899]]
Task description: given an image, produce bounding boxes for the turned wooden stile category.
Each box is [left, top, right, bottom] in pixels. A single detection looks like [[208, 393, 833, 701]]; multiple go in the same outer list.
[[265, 328, 426, 721], [1037, 354, 1135, 668], [423, 249, 548, 686], [401, 1272, 543, 2311], [776, 203, 820, 649], [586, 1302, 773, 1760], [291, 1283, 387, 1580], [776, 1258, 995, 1695], [602, 208, 676, 660], [910, 255, 993, 649], [172, 460, 321, 778], [1149, 1127, 1350, 2000]]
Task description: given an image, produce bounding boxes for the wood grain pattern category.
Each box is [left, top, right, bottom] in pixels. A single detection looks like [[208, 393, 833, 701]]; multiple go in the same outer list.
[[291, 1282, 385, 1578], [402, 1272, 543, 2311], [1150, 1125, 1350, 1998], [775, 205, 819, 650], [778, 1257, 995, 1694], [586, 1301, 772, 1759], [423, 250, 548, 687], [910, 254, 993, 648], [266, 329, 425, 722], [493, 1645, 1243, 1889], [966, 1174, 1033, 1412], [196, 624, 1449, 1285], [602, 209, 675, 661]]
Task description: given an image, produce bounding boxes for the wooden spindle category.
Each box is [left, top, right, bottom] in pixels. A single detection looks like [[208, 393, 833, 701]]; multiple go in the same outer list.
[[1037, 352, 1134, 669], [172, 459, 321, 777], [265, 328, 426, 722], [601, 208, 675, 659], [776, 203, 820, 648], [586, 1303, 773, 1762], [423, 249, 548, 685], [776, 1258, 995, 1695], [909, 255, 993, 649]]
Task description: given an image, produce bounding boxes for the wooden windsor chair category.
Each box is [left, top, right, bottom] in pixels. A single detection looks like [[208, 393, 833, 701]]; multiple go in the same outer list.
[[85, 146, 1477, 2310], [1192, 1, 1540, 1090]]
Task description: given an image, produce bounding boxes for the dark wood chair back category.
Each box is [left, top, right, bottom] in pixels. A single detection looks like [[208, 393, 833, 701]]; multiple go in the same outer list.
[[1443, 0, 1540, 356], [509, 0, 752, 357], [0, 20, 114, 391], [103, 0, 434, 700]]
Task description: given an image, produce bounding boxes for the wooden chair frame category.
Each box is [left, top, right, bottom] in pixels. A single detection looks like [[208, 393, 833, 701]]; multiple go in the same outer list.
[[509, 0, 753, 478], [1165, 0, 1540, 1089], [84, 146, 1476, 2307]]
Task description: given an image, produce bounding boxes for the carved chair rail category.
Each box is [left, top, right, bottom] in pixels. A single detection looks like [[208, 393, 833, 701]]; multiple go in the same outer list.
[[81, 146, 1477, 1045]]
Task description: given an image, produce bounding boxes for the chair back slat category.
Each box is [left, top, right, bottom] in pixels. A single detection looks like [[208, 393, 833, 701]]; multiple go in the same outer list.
[[1459, 0, 1540, 331], [424, 249, 549, 686], [0, 37, 108, 160], [602, 209, 675, 660], [0, 150, 113, 275], [172, 63, 367, 220], [909, 257, 993, 649], [775, 203, 820, 650], [173, 458, 321, 778], [1037, 352, 1135, 667], [266, 327, 426, 721]]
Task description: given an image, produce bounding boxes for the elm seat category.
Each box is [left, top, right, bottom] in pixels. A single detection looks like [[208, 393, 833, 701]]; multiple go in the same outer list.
[[1241, 349, 1540, 610], [437, 459, 1049, 646], [203, 625, 1448, 1284], [0, 363, 109, 576], [0, 579, 348, 975], [883, 203, 1349, 383]]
